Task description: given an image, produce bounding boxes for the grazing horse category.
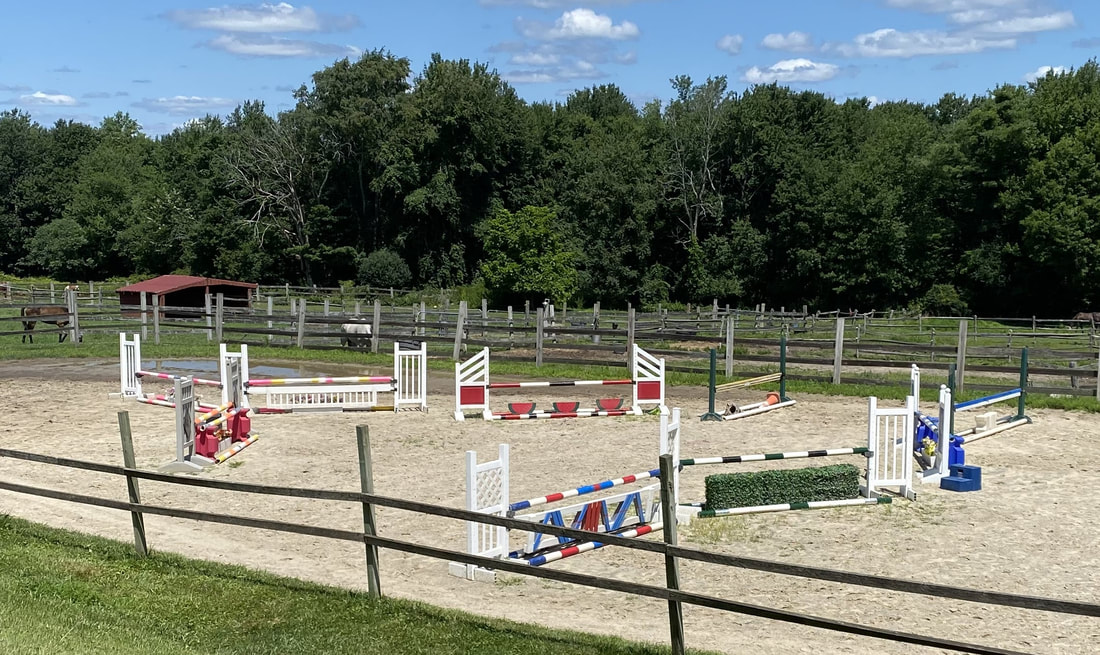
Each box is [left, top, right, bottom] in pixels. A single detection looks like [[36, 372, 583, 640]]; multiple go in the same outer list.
[[20, 305, 71, 343], [1073, 312, 1100, 324]]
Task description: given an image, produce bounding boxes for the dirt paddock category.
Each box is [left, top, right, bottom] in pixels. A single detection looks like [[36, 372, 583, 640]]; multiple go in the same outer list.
[[0, 359, 1097, 654]]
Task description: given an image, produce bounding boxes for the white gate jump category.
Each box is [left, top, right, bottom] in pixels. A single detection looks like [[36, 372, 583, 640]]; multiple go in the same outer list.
[[223, 340, 428, 413], [454, 344, 666, 421]]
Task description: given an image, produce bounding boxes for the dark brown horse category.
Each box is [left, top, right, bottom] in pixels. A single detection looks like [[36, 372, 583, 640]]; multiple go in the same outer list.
[[20, 305, 71, 343]]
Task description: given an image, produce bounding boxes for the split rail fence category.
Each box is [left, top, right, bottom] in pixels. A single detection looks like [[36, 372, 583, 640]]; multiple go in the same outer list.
[[2, 282, 1100, 399], [0, 420, 1098, 655]]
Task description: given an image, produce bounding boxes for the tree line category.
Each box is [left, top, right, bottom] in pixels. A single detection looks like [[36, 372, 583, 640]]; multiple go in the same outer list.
[[1, 51, 1098, 317]]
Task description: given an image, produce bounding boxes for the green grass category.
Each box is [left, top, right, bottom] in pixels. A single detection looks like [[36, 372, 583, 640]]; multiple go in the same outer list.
[[0, 515, 702, 655]]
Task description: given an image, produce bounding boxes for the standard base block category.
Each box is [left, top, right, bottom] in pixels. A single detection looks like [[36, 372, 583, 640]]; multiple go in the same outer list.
[[940, 464, 982, 492]]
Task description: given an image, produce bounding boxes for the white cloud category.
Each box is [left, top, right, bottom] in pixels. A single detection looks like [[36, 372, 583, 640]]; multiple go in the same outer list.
[[51, 66, 80, 73], [518, 8, 640, 40], [510, 52, 561, 66], [133, 95, 239, 115], [1024, 65, 1068, 82], [615, 50, 638, 64], [82, 91, 113, 99], [716, 34, 743, 55], [481, 0, 646, 6], [165, 2, 357, 33], [828, 28, 1015, 57], [742, 58, 840, 83], [761, 31, 815, 52], [969, 11, 1075, 34], [506, 59, 604, 84], [19, 91, 79, 106], [947, 9, 998, 23], [207, 34, 361, 57], [884, 0, 1032, 13]]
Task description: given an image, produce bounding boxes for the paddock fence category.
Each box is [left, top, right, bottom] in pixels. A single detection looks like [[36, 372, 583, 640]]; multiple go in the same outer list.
[[2, 282, 1099, 399], [0, 420, 1098, 655]]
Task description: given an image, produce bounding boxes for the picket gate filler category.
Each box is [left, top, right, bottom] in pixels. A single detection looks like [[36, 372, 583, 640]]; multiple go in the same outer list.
[[454, 344, 666, 421]]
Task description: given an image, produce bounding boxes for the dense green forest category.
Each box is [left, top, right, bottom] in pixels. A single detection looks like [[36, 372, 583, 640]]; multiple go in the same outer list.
[[2, 52, 1098, 316]]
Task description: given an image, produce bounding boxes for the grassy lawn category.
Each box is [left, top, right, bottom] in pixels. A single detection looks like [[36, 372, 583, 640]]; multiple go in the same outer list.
[[0, 516, 697, 655]]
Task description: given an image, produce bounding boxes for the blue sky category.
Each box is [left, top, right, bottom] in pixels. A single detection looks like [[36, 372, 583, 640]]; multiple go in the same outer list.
[[2, 0, 1096, 134]]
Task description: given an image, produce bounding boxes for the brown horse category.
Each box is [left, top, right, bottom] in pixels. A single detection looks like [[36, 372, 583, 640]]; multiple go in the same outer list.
[[1073, 312, 1100, 323], [20, 305, 71, 343]]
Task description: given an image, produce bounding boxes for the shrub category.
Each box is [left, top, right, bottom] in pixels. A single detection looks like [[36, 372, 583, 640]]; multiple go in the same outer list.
[[357, 249, 412, 289], [914, 283, 969, 316]]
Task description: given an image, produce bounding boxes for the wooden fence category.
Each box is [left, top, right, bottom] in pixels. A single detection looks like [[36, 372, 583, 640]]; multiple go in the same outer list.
[[0, 419, 1097, 655], [3, 287, 1100, 399]]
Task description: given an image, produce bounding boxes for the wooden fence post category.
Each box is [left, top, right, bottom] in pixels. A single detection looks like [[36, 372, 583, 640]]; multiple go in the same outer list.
[[832, 317, 845, 385], [481, 298, 488, 338], [453, 301, 466, 360], [1096, 347, 1100, 402], [152, 294, 160, 345], [419, 301, 426, 337], [66, 287, 80, 346], [507, 306, 514, 347], [117, 411, 148, 557], [296, 298, 307, 348], [659, 453, 686, 655], [356, 426, 382, 599], [536, 307, 544, 367], [627, 305, 636, 374], [215, 293, 224, 344], [49, 281, 55, 303], [725, 315, 735, 377], [955, 319, 968, 395], [140, 292, 148, 340], [593, 301, 600, 345], [266, 296, 273, 345], [205, 293, 213, 341], [372, 300, 382, 354], [524, 300, 530, 326]]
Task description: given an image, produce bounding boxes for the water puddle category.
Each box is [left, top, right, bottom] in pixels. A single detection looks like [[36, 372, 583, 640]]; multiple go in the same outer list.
[[146, 360, 316, 378]]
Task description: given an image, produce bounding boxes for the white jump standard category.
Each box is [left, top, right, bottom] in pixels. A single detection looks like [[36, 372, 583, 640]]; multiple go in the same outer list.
[[909, 350, 1030, 485], [453, 344, 666, 420], [118, 333, 222, 399]]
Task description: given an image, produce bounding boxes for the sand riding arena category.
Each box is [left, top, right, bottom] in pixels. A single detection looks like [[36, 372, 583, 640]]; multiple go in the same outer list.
[[0, 358, 1097, 654]]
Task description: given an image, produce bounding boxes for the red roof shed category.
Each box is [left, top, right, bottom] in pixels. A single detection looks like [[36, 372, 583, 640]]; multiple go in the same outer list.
[[117, 275, 256, 316]]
